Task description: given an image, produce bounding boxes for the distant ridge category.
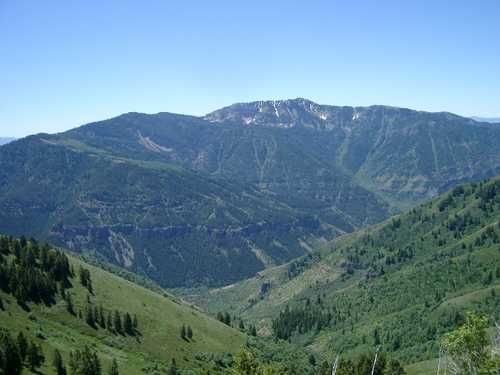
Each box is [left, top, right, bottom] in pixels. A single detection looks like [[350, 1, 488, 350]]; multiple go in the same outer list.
[[470, 116, 500, 123]]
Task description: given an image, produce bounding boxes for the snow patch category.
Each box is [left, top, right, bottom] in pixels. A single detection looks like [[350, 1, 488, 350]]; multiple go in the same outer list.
[[273, 101, 280, 118]]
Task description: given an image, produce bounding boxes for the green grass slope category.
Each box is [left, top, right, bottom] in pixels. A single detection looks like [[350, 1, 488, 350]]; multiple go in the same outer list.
[[183, 177, 500, 371], [0, 249, 245, 374]]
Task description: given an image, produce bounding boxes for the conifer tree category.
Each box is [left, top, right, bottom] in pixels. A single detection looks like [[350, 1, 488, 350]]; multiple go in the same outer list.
[[109, 358, 119, 375], [124, 312, 133, 335], [113, 310, 122, 334], [308, 353, 316, 367], [0, 333, 22, 375], [27, 342, 45, 371], [99, 305, 106, 328], [85, 304, 95, 327], [216, 312, 224, 323], [68, 346, 101, 375], [167, 358, 178, 375], [16, 332, 28, 363], [250, 325, 257, 337], [180, 325, 186, 340], [79, 266, 93, 293], [52, 349, 67, 375], [224, 312, 231, 326], [107, 311, 113, 332], [187, 325, 193, 340]]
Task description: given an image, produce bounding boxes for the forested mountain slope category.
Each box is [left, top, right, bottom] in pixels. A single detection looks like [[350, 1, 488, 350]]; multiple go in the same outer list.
[[185, 177, 500, 366], [207, 99, 500, 209], [1, 99, 500, 288], [0, 111, 388, 287]]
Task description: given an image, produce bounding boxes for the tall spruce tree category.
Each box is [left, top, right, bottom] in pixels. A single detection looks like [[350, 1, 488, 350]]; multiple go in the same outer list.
[[52, 349, 67, 375], [107, 311, 113, 332], [109, 358, 119, 375], [123, 312, 133, 335], [167, 358, 178, 375], [27, 342, 45, 371], [16, 332, 28, 363], [0, 333, 22, 375], [113, 310, 122, 334]]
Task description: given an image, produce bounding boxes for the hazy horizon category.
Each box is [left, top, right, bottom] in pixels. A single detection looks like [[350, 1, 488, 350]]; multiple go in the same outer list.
[[1, 98, 499, 139]]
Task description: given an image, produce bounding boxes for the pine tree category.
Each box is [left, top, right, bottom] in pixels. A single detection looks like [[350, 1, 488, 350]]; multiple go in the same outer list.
[[66, 292, 75, 315], [107, 311, 113, 332], [99, 305, 106, 328], [124, 312, 133, 335], [109, 358, 119, 375], [180, 325, 186, 340], [216, 312, 224, 323], [167, 358, 178, 375], [113, 310, 122, 334], [52, 349, 67, 375], [373, 327, 381, 346], [250, 325, 257, 337], [87, 277, 93, 294], [85, 304, 95, 327], [68, 346, 102, 375], [187, 325, 193, 340], [132, 314, 138, 331], [16, 331, 28, 363], [79, 266, 93, 294], [308, 353, 316, 367], [27, 341, 45, 371], [224, 312, 231, 326], [1, 333, 22, 375], [79, 266, 87, 286]]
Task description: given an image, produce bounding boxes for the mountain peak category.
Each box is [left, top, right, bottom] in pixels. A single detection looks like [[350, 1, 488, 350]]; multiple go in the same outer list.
[[204, 98, 399, 130], [204, 99, 481, 131], [204, 98, 332, 129]]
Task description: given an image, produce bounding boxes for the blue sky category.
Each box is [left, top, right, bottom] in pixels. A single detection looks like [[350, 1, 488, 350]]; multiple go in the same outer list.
[[1, 0, 499, 137]]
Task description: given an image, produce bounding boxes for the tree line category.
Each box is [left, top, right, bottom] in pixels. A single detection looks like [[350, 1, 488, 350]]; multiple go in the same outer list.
[[217, 311, 257, 336], [0, 330, 44, 374], [232, 347, 406, 375], [1, 330, 123, 375], [0, 235, 72, 308]]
